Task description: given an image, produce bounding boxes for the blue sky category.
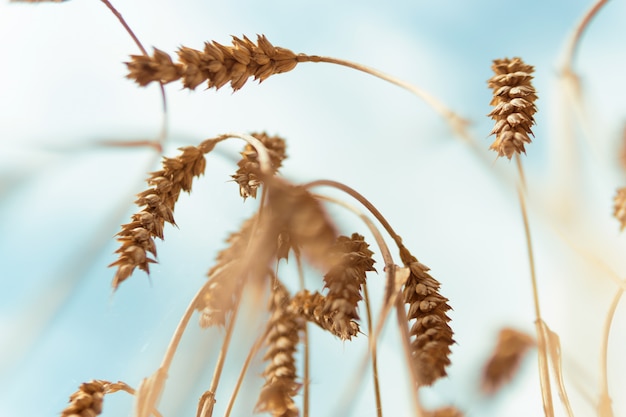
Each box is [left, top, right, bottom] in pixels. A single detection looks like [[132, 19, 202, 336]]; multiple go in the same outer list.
[[1, 1, 626, 417]]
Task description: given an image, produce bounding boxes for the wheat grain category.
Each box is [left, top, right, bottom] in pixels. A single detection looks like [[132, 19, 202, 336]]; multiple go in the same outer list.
[[487, 57, 538, 159], [398, 245, 454, 386], [126, 35, 299, 91], [481, 327, 535, 394], [232, 133, 287, 200], [255, 280, 303, 417], [321, 233, 376, 339], [289, 289, 360, 340], [109, 139, 218, 288]]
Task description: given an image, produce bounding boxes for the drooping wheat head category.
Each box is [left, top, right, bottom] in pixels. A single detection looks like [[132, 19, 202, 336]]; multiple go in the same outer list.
[[487, 57, 538, 159], [109, 139, 218, 289], [321, 233, 376, 339], [398, 245, 454, 386]]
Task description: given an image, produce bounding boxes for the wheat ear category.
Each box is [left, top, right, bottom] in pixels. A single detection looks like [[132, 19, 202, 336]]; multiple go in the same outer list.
[[481, 328, 535, 394], [487, 58, 538, 159], [60, 380, 136, 417], [311, 194, 399, 417], [110, 132, 274, 289], [255, 280, 303, 417]]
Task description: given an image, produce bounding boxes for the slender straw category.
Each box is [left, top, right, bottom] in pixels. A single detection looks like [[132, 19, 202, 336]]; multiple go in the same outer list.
[[515, 154, 554, 417], [99, 0, 168, 152]]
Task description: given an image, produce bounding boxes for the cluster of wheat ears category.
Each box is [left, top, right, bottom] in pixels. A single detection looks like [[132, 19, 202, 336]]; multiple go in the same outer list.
[[12, 1, 623, 417]]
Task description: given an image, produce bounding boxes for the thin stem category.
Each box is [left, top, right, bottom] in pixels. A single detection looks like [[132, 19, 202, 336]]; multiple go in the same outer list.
[[598, 287, 622, 417], [99, 0, 168, 153], [562, 0, 610, 73], [362, 283, 382, 417], [298, 54, 472, 144], [295, 254, 311, 417], [222, 326, 269, 417], [515, 154, 553, 417], [395, 299, 424, 417], [313, 193, 404, 417], [304, 180, 403, 250]]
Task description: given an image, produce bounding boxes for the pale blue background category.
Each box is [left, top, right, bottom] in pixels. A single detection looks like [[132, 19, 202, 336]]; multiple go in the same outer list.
[[1, 1, 626, 416]]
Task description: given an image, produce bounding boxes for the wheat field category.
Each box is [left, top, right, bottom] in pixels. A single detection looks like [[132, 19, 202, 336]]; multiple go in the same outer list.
[[1, 1, 626, 417]]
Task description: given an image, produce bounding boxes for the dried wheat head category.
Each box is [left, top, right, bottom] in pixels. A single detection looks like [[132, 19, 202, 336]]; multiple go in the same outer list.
[[109, 140, 218, 289], [399, 245, 454, 386], [127, 35, 299, 91], [255, 281, 303, 417], [481, 327, 535, 394], [232, 133, 287, 200], [487, 57, 538, 159]]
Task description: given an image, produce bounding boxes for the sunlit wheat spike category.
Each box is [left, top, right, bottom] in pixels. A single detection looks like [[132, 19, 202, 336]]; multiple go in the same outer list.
[[60, 380, 106, 417], [481, 327, 535, 394], [126, 34, 299, 91], [255, 280, 302, 417], [197, 214, 266, 327], [399, 245, 454, 386], [232, 133, 287, 200], [487, 57, 538, 159], [321, 233, 376, 339], [613, 187, 626, 231], [265, 179, 337, 270], [109, 140, 218, 289], [289, 289, 360, 340]]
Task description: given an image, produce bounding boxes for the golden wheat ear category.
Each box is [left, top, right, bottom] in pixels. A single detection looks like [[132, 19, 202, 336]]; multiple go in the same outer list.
[[60, 380, 135, 417], [232, 132, 287, 200], [109, 140, 218, 289], [481, 327, 535, 394], [398, 245, 454, 386], [126, 35, 299, 91], [320, 233, 376, 339], [487, 57, 538, 159], [255, 280, 303, 417]]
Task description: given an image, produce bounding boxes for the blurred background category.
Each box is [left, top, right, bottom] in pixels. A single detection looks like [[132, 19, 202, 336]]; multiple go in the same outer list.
[[1, 1, 626, 416]]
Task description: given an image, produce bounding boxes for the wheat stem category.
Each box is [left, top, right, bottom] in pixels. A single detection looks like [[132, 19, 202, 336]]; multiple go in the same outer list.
[[362, 282, 382, 417], [294, 253, 311, 417], [223, 326, 268, 417], [312, 193, 395, 416], [99, 0, 168, 152], [598, 287, 621, 417], [299, 55, 472, 144], [395, 298, 424, 417], [562, 0, 610, 73], [515, 154, 553, 417]]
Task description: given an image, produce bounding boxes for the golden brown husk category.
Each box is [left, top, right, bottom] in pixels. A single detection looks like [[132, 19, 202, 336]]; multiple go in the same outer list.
[[109, 140, 217, 289], [487, 57, 538, 159], [126, 35, 299, 91], [232, 133, 287, 200], [321, 233, 376, 339], [255, 281, 303, 417], [60, 380, 106, 417], [481, 327, 536, 394], [399, 245, 454, 386]]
